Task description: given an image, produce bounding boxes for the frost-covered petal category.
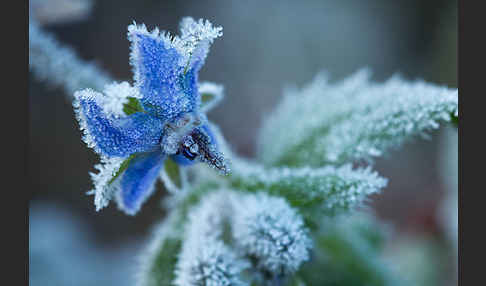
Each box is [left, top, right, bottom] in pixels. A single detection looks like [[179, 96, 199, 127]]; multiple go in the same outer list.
[[127, 22, 198, 120], [177, 17, 223, 72], [73, 88, 165, 157], [116, 151, 166, 215]]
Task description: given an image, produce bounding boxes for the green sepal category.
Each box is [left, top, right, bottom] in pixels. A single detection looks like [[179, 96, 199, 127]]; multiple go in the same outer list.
[[164, 159, 182, 189], [201, 92, 215, 104], [123, 97, 144, 115], [107, 153, 139, 185]]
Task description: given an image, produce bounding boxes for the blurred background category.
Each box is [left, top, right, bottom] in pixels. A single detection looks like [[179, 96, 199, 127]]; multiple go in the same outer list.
[[29, 0, 457, 285]]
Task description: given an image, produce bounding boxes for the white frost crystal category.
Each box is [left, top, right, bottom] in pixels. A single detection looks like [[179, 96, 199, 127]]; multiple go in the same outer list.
[[100, 81, 142, 118], [86, 156, 125, 211]]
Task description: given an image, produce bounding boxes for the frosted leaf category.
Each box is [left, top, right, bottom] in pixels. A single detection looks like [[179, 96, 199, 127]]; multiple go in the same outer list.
[[86, 156, 126, 211], [230, 159, 388, 217], [29, 18, 111, 98], [199, 81, 225, 113], [230, 192, 312, 274], [175, 190, 248, 286], [259, 69, 458, 167]]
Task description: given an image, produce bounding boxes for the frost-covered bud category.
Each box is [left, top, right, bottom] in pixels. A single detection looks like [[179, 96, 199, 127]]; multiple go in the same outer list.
[[230, 192, 312, 275], [175, 191, 248, 286]]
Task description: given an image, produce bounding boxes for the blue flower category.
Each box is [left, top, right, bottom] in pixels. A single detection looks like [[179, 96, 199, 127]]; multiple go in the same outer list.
[[73, 18, 227, 215]]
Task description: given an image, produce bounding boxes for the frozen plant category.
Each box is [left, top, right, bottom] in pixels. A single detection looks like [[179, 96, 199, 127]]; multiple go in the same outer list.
[[29, 15, 458, 286], [73, 19, 229, 215]]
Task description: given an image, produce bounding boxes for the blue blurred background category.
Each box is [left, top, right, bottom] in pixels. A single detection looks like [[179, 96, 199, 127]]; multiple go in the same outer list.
[[29, 0, 457, 285]]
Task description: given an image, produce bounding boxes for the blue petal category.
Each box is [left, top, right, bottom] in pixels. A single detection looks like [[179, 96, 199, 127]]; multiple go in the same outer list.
[[116, 151, 166, 215], [128, 24, 199, 120], [75, 92, 165, 157], [169, 124, 217, 166], [187, 40, 211, 73]]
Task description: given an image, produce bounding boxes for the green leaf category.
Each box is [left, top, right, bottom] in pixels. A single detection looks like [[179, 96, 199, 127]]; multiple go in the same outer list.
[[107, 153, 138, 185], [123, 97, 144, 115]]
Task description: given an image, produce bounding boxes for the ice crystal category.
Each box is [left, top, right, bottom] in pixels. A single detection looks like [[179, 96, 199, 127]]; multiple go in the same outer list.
[[259, 69, 459, 167], [230, 192, 312, 274], [175, 191, 248, 286], [230, 159, 388, 217], [177, 17, 223, 67], [29, 18, 111, 97], [86, 156, 126, 211], [100, 81, 142, 118]]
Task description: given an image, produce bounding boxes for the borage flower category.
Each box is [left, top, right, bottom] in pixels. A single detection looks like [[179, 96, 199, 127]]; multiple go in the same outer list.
[[73, 17, 228, 215]]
